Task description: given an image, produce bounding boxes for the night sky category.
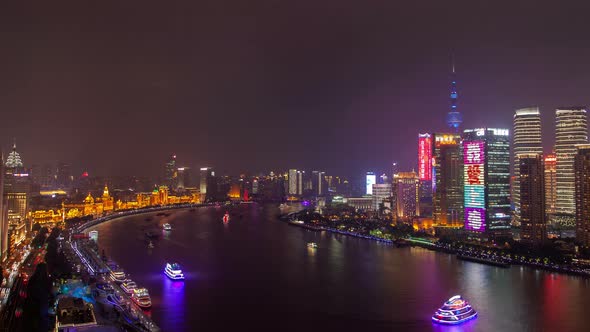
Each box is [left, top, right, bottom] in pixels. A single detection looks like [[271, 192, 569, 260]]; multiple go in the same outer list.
[[2, 1, 590, 177]]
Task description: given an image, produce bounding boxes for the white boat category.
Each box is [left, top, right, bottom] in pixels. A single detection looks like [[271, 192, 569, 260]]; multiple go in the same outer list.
[[131, 288, 152, 309], [163, 223, 172, 231], [432, 295, 478, 325], [148, 241, 154, 249], [307, 242, 318, 249], [121, 281, 137, 294], [110, 269, 127, 284], [164, 262, 185, 280]]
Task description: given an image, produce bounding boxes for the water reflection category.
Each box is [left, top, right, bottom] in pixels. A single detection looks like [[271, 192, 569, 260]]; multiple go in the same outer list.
[[91, 205, 590, 332]]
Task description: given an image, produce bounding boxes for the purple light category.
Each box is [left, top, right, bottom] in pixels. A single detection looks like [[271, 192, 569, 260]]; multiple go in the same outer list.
[[465, 207, 485, 232]]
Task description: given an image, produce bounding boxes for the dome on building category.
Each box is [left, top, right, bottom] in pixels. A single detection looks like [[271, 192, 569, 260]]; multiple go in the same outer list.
[[5, 143, 23, 169]]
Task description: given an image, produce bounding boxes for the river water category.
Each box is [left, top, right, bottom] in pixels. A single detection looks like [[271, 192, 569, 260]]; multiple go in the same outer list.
[[90, 204, 590, 332]]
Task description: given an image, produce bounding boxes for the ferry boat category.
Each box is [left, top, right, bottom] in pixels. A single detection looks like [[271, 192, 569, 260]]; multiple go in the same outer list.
[[164, 263, 185, 280], [121, 281, 138, 294], [222, 212, 230, 223], [307, 242, 318, 249], [163, 223, 172, 231], [432, 295, 477, 325], [131, 288, 152, 309], [148, 241, 155, 249], [110, 269, 127, 284]]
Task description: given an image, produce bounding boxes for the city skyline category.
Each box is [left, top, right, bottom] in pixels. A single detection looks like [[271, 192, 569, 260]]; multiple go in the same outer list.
[[2, 1, 590, 176]]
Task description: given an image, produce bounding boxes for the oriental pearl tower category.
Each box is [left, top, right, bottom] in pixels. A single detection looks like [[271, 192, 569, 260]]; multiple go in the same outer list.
[[446, 60, 462, 132]]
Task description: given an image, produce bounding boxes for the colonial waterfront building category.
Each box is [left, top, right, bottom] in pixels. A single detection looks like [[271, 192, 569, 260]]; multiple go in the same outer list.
[[463, 128, 511, 238], [512, 108, 543, 225], [556, 108, 588, 217]]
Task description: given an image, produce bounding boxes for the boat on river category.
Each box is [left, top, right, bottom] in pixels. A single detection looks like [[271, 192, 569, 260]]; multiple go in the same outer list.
[[131, 288, 152, 309], [163, 223, 172, 231], [432, 295, 477, 325], [164, 262, 185, 280]]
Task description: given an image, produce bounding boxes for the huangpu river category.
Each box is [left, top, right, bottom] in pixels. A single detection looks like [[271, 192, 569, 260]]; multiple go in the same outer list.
[[90, 204, 590, 332]]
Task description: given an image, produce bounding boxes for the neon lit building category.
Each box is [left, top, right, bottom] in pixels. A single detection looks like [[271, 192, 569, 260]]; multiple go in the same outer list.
[[574, 144, 590, 246], [366, 172, 376, 195], [512, 108, 543, 224], [556, 107, 588, 216], [519, 154, 546, 245], [432, 133, 463, 226], [418, 134, 432, 180], [463, 128, 511, 237]]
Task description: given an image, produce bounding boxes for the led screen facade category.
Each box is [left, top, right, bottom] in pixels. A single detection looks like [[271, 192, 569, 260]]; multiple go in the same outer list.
[[464, 141, 486, 232]]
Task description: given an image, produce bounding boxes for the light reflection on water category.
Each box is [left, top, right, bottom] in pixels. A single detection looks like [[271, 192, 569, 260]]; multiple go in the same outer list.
[[91, 205, 590, 332]]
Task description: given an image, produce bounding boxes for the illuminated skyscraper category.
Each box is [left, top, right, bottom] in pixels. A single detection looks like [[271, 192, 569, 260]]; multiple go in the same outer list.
[[417, 133, 433, 216], [432, 133, 463, 226], [366, 172, 376, 195], [199, 167, 215, 201], [297, 171, 303, 196], [395, 171, 419, 219], [463, 128, 511, 238], [0, 155, 6, 259], [288, 169, 297, 195], [446, 62, 462, 131], [372, 183, 392, 212], [519, 154, 546, 245], [165, 154, 177, 188], [176, 167, 190, 189], [512, 107, 543, 224], [544, 154, 557, 217], [556, 108, 588, 216], [575, 145, 590, 246]]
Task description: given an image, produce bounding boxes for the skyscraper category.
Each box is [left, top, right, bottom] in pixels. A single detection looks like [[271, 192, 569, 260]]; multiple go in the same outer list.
[[544, 154, 557, 217], [288, 169, 298, 195], [0, 156, 6, 259], [395, 171, 419, 219], [432, 133, 463, 226], [366, 172, 376, 195], [417, 133, 433, 216], [164, 154, 177, 189], [199, 167, 215, 201], [463, 128, 511, 238], [512, 107, 543, 224], [574, 144, 590, 246], [372, 183, 392, 212], [556, 107, 588, 216], [519, 154, 546, 245], [446, 62, 462, 131]]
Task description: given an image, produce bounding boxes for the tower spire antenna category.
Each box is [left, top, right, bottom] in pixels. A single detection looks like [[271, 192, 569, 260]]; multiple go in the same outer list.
[[446, 53, 462, 132]]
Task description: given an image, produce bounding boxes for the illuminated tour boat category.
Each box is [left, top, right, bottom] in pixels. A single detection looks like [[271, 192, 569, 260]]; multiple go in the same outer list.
[[131, 288, 152, 309], [223, 212, 230, 223], [307, 242, 318, 249], [164, 262, 185, 280], [431, 295, 477, 324], [109, 268, 127, 284], [121, 280, 138, 294], [163, 223, 172, 231]]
